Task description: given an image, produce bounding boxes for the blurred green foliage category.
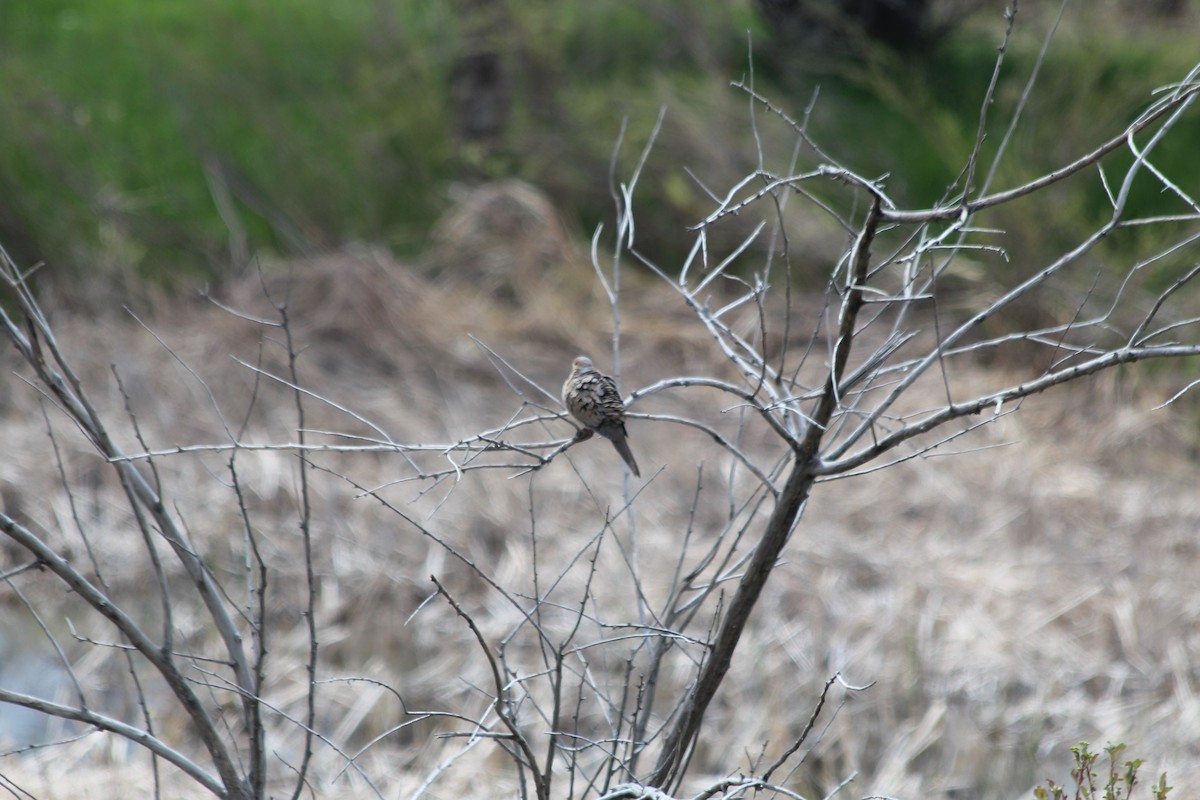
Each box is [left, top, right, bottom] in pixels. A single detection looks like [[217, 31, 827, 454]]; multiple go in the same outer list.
[[0, 1, 1196, 295], [0, 0, 460, 289]]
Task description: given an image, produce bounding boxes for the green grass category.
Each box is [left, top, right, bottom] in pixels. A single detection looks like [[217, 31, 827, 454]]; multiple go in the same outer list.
[[0, 0, 458, 286], [0, 2, 1195, 293]]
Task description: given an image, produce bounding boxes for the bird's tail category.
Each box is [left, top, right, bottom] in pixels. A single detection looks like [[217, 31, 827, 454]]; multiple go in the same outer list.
[[610, 435, 641, 478]]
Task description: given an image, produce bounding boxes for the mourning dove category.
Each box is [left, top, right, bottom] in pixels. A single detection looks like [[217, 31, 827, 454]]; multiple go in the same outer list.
[[562, 355, 640, 477]]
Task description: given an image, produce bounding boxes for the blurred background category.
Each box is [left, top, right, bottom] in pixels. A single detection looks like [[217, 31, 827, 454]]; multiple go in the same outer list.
[[1, 2, 1200, 798], [1, 0, 1197, 304]]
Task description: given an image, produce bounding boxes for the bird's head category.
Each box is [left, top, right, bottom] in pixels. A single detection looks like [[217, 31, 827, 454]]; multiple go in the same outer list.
[[571, 356, 595, 373]]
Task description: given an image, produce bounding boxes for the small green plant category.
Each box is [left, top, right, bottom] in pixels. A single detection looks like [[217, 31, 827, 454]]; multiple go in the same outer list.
[[1034, 742, 1171, 800]]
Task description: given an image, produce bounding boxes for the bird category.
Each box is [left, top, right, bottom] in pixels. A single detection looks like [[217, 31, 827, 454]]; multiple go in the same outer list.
[[562, 355, 641, 477]]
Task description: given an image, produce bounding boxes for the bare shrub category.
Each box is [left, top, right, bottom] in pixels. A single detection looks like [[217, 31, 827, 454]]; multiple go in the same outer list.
[[1, 7, 1199, 800]]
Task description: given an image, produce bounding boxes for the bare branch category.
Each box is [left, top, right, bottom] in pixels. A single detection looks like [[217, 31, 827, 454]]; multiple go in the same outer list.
[[432, 575, 548, 800], [0, 685, 224, 796]]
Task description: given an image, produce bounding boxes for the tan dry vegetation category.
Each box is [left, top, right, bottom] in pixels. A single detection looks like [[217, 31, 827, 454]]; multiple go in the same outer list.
[[1, 205, 1199, 798]]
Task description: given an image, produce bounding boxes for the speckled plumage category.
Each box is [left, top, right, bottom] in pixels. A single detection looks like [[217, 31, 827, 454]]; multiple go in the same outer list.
[[562, 355, 640, 477]]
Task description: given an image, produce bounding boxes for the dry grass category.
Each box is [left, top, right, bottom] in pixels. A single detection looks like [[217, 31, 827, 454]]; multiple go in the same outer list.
[[1, 221, 1198, 798]]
